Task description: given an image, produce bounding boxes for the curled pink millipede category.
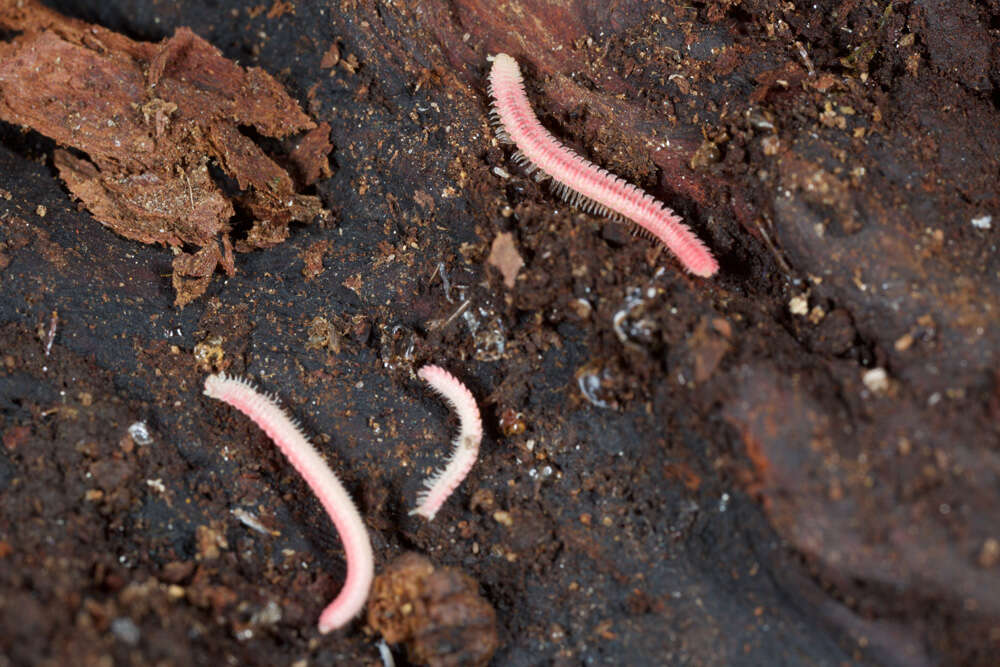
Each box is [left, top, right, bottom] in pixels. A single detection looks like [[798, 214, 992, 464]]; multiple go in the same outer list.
[[410, 365, 483, 521], [203, 373, 373, 633], [487, 53, 719, 278]]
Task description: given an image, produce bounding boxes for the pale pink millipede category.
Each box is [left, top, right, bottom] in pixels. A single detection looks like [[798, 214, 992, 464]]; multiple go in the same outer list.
[[410, 364, 483, 521], [203, 373, 374, 632], [487, 53, 719, 278]]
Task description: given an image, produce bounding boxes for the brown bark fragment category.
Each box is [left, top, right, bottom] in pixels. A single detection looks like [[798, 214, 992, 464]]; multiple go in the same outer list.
[[53, 150, 233, 248], [301, 239, 333, 281], [172, 242, 223, 308], [288, 123, 334, 186], [0, 1, 330, 306], [320, 42, 341, 69]]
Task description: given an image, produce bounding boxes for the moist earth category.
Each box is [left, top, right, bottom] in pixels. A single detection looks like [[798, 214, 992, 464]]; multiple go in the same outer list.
[[1, 1, 999, 666]]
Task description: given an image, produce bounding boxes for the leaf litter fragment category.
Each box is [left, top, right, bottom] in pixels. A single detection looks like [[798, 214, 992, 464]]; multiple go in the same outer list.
[[486, 231, 524, 288]]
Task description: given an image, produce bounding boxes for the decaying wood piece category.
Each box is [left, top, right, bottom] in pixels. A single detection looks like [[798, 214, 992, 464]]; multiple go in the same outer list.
[[0, 0, 331, 306]]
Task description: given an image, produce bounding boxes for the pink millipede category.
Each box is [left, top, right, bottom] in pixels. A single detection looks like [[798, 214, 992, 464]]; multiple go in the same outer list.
[[203, 373, 374, 632], [487, 53, 719, 278], [410, 364, 483, 521]]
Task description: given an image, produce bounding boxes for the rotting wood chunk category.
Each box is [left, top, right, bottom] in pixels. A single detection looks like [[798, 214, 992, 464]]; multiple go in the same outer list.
[[368, 552, 498, 667], [0, 0, 332, 306]]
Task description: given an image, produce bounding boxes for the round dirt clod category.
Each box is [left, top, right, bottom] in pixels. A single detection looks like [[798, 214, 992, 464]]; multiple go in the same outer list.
[[368, 552, 498, 667]]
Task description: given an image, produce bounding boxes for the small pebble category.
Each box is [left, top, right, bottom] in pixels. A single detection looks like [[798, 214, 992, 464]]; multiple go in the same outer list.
[[979, 538, 1000, 568], [127, 421, 153, 446], [862, 368, 889, 394], [492, 510, 513, 527], [111, 617, 141, 645], [789, 294, 809, 316], [971, 215, 992, 230]]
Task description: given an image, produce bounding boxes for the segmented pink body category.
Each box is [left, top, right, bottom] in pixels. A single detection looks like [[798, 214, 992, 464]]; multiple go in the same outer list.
[[203, 373, 373, 633], [488, 53, 719, 278], [410, 365, 483, 521]]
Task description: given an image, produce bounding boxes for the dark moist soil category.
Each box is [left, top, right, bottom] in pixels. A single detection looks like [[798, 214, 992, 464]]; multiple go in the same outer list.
[[1, 1, 999, 665]]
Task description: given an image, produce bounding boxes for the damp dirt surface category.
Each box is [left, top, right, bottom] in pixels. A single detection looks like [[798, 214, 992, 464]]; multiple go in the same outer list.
[[1, 1, 998, 665]]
